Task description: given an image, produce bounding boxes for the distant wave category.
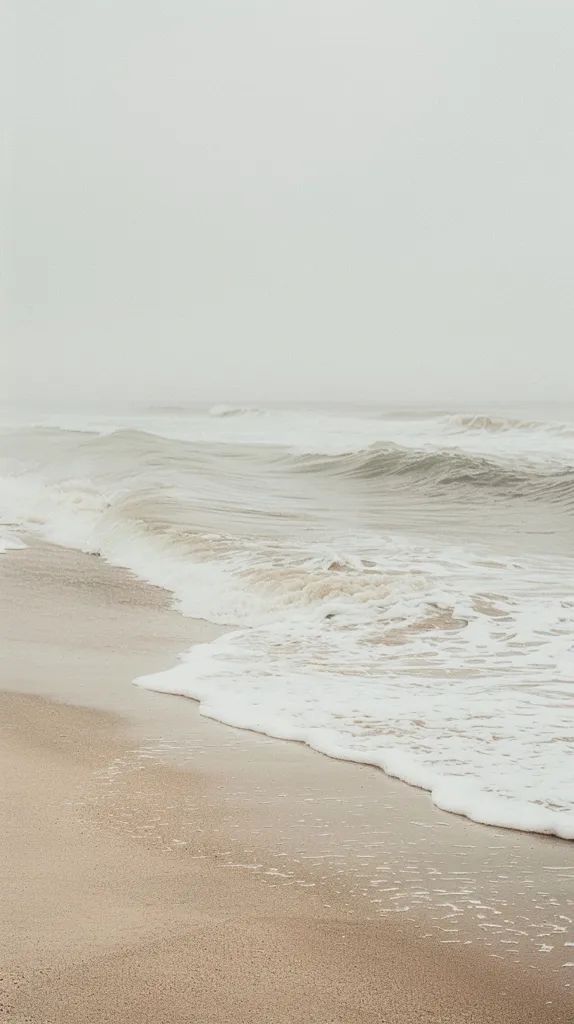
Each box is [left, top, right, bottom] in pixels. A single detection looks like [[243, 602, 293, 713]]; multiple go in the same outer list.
[[378, 410, 574, 435], [378, 408, 453, 421], [290, 442, 574, 506], [208, 404, 264, 418], [444, 413, 560, 433]]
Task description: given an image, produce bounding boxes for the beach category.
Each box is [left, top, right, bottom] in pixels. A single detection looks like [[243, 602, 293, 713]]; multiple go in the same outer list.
[[1, 540, 572, 1023], [4, 0, 574, 1014]]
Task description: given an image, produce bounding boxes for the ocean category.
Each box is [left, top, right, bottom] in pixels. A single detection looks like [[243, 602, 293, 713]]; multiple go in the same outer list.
[[0, 401, 572, 838]]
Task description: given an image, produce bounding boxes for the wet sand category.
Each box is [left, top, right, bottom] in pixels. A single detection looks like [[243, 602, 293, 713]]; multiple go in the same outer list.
[[0, 541, 572, 1022]]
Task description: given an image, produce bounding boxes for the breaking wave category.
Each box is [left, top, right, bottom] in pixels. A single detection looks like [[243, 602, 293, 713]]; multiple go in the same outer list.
[[208, 403, 264, 417], [444, 413, 574, 435], [291, 442, 574, 508]]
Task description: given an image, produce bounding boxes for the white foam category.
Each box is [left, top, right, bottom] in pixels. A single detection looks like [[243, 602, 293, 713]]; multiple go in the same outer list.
[[0, 530, 25, 554], [208, 404, 264, 418]]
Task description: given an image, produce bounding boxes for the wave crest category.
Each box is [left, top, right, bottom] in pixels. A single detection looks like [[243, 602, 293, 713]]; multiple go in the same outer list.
[[291, 442, 574, 505], [208, 404, 263, 418], [445, 413, 574, 436]]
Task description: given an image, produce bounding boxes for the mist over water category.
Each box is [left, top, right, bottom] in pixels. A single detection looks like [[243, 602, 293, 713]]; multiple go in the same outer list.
[[1, 401, 573, 838]]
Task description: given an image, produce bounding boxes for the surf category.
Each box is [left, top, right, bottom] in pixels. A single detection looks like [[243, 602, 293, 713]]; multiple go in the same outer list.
[[0, 404, 572, 839]]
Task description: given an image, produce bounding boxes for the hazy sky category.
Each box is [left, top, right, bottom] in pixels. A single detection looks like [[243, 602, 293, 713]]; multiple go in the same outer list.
[[1, 1, 573, 404]]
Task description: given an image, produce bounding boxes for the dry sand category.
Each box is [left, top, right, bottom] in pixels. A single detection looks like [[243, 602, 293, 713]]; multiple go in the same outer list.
[[0, 541, 573, 1023]]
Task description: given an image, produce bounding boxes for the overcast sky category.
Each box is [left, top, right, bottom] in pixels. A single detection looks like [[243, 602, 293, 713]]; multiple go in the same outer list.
[[1, 1, 573, 405]]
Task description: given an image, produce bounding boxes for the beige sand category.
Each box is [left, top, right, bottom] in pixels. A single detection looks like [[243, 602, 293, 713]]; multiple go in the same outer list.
[[0, 541, 572, 1023]]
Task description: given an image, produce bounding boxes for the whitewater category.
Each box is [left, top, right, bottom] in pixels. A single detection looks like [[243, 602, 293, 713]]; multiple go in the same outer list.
[[0, 402, 573, 838]]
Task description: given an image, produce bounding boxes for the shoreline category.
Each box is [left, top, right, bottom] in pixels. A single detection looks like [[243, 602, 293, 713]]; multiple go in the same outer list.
[[1, 540, 573, 1022]]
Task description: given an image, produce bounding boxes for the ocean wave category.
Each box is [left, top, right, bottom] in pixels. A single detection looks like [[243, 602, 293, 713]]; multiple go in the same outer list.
[[444, 413, 574, 434], [290, 442, 574, 505], [378, 408, 574, 435], [8, 422, 574, 511], [0, 529, 26, 554], [378, 408, 453, 421], [1, 416, 573, 840], [208, 403, 264, 417]]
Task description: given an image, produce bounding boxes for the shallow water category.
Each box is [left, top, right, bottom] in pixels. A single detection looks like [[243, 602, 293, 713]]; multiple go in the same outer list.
[[0, 400, 573, 837]]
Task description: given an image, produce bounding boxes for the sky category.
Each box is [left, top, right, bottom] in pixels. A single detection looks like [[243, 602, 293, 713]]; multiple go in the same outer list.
[[1, 0, 573, 405]]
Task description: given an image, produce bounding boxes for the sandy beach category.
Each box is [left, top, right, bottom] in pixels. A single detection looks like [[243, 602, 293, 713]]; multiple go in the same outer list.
[[1, 541, 573, 1023], [4, 0, 574, 1015]]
